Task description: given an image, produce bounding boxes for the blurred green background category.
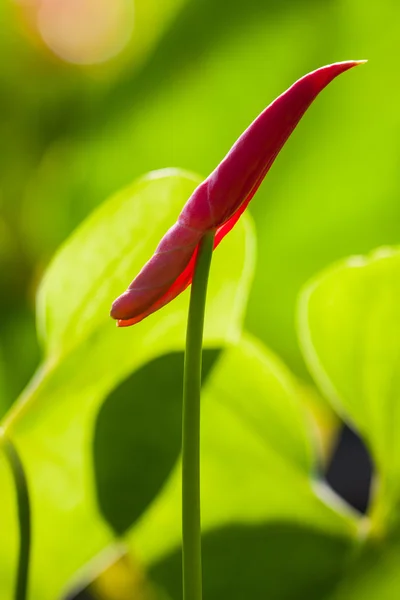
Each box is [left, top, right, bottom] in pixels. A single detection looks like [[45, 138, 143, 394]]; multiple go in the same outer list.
[[3, 0, 399, 409], [1, 0, 400, 598]]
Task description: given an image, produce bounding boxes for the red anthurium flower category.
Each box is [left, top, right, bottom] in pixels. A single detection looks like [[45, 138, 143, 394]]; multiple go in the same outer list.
[[111, 60, 363, 326]]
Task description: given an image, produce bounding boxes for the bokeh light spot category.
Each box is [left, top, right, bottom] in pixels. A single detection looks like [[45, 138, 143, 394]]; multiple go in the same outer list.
[[36, 0, 135, 65]]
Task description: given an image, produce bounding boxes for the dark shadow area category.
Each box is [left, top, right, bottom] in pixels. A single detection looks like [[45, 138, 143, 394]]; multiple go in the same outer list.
[[325, 424, 373, 514], [150, 521, 353, 600], [93, 349, 220, 535]]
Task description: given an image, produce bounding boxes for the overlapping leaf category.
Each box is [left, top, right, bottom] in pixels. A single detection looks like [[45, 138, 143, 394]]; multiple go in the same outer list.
[[299, 247, 400, 529], [327, 526, 400, 600], [127, 335, 358, 598], [0, 170, 255, 600]]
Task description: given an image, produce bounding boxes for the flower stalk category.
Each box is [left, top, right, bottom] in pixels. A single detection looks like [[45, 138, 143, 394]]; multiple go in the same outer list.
[[1, 431, 31, 600], [182, 231, 215, 600]]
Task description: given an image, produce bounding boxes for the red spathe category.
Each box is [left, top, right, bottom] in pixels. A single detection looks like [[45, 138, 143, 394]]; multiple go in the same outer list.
[[111, 61, 364, 326]]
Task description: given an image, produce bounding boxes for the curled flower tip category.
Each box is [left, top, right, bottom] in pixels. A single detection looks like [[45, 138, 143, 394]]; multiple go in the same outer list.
[[111, 60, 364, 326]]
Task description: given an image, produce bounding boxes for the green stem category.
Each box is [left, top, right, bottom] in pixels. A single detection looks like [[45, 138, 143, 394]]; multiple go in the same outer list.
[[182, 231, 215, 600], [1, 431, 31, 600]]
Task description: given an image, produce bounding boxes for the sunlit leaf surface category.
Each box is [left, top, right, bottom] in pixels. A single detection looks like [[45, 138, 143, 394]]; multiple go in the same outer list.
[[2, 0, 400, 597], [128, 336, 358, 592], [299, 248, 400, 529], [0, 171, 255, 600]]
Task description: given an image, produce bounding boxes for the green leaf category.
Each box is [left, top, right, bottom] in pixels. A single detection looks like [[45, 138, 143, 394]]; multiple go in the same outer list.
[[298, 247, 400, 530], [151, 522, 355, 600], [93, 349, 220, 535], [0, 170, 255, 600], [36, 169, 199, 356], [128, 335, 358, 580], [326, 528, 400, 600]]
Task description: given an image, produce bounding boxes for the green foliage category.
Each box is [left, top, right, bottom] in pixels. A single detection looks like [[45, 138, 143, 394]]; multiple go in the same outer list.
[[299, 248, 400, 530], [94, 350, 220, 535], [327, 528, 400, 599], [129, 336, 357, 574], [0, 171, 255, 600], [298, 248, 400, 599], [13, 0, 398, 381], [151, 523, 353, 600], [2, 1, 400, 599]]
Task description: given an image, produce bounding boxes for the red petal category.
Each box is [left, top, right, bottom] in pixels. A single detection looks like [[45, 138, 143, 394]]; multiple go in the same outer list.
[[117, 247, 199, 326], [111, 222, 201, 323], [112, 61, 365, 325]]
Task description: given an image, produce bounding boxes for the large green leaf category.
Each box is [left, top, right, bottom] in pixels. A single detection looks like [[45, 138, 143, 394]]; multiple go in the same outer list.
[[127, 335, 358, 594], [151, 523, 355, 600], [0, 170, 255, 600], [298, 247, 400, 530], [93, 349, 220, 535]]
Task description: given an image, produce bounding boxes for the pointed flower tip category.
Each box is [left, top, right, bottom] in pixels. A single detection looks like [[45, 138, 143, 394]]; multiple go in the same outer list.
[[339, 59, 367, 65], [112, 60, 364, 326]]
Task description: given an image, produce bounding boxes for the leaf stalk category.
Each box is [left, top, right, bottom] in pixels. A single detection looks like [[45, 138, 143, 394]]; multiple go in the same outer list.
[[1, 431, 31, 600]]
